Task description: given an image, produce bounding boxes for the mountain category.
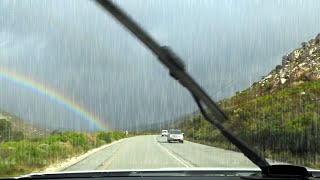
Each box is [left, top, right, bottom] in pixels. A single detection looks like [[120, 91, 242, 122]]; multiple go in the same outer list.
[[138, 110, 200, 133], [255, 33, 320, 93], [0, 108, 50, 139], [176, 33, 320, 168]]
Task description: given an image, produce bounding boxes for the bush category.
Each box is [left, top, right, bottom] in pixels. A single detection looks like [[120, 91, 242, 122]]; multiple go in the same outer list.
[[275, 65, 282, 70], [57, 134, 69, 142], [48, 142, 66, 160], [111, 132, 125, 141], [0, 131, 128, 177], [0, 164, 20, 178], [11, 131, 24, 142], [51, 130, 61, 135], [96, 132, 112, 143], [13, 142, 45, 167], [96, 140, 105, 147], [176, 79, 320, 168], [0, 119, 12, 142], [69, 133, 90, 151]]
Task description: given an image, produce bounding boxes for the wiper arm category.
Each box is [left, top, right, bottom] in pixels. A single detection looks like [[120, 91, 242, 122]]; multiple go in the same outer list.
[[95, 0, 269, 168]]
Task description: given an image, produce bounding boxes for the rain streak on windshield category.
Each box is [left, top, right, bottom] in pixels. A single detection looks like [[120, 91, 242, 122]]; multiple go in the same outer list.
[[1, 0, 320, 178]]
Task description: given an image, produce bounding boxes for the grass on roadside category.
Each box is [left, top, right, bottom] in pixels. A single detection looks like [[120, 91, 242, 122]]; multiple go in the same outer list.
[[0, 131, 126, 178]]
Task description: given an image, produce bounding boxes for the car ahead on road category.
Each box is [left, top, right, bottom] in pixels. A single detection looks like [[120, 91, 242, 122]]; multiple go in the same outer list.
[[167, 129, 184, 143], [161, 130, 169, 136]]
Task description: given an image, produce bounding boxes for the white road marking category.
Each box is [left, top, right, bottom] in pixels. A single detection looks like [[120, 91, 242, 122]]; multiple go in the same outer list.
[[156, 138, 192, 168]]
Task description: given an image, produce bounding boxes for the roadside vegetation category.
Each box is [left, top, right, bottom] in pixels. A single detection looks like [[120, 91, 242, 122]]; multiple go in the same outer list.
[[177, 79, 320, 169], [0, 123, 127, 177]]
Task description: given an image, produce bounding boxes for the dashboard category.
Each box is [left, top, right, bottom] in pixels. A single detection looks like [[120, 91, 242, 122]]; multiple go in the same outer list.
[[15, 170, 320, 180]]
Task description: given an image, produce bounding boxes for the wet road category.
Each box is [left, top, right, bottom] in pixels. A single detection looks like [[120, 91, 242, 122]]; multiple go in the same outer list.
[[64, 135, 257, 171]]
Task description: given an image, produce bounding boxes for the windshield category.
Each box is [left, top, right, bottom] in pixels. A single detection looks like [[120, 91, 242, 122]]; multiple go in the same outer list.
[[169, 130, 182, 134], [1, 0, 320, 178]]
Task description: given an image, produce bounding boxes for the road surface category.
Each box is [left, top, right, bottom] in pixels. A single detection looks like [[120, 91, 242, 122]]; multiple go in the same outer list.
[[64, 135, 257, 171]]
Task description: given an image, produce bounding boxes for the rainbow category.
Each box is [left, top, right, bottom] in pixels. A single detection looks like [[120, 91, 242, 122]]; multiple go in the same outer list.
[[0, 67, 111, 131]]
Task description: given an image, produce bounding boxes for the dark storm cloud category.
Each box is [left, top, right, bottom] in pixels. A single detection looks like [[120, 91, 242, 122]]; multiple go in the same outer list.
[[0, 0, 320, 131]]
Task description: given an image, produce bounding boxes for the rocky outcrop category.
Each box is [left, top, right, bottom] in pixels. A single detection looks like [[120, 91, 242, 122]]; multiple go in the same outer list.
[[256, 33, 320, 93], [316, 33, 320, 44]]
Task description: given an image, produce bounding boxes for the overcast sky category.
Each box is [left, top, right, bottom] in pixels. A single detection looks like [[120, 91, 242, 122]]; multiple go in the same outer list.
[[0, 0, 320, 131]]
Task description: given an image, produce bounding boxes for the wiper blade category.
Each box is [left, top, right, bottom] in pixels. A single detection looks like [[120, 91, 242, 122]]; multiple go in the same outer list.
[[95, 0, 269, 168]]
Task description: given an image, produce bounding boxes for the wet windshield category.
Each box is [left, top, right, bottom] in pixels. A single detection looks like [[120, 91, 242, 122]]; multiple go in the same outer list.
[[1, 0, 320, 178]]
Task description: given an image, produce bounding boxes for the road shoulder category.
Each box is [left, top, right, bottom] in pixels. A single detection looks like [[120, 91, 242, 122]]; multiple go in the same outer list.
[[41, 138, 127, 173]]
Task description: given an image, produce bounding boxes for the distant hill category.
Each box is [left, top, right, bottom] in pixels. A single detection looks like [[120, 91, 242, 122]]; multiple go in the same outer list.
[[175, 33, 320, 168], [139, 110, 200, 133], [0, 108, 50, 139]]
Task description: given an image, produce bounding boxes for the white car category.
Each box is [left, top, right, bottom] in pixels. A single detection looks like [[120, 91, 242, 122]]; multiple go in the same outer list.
[[167, 129, 184, 143], [161, 130, 168, 136]]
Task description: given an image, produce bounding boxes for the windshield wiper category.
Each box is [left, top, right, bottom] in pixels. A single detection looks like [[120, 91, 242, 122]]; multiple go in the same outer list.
[[95, 1, 314, 178], [95, 1, 315, 178], [95, 0, 268, 169]]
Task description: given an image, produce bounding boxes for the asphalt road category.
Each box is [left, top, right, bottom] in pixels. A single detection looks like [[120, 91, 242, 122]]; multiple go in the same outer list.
[[63, 135, 258, 171]]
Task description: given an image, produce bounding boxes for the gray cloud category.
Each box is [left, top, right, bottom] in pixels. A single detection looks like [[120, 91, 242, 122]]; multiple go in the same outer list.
[[0, 0, 320, 131]]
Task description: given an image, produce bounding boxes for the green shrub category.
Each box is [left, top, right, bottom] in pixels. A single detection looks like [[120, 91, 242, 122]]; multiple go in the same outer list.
[[0, 119, 12, 142], [38, 144, 49, 151], [177, 79, 320, 168], [57, 134, 69, 142], [111, 132, 125, 141], [29, 137, 43, 142], [0, 163, 20, 177], [48, 142, 66, 160], [11, 131, 24, 142], [0, 131, 128, 177], [70, 133, 90, 151], [96, 132, 112, 143], [96, 139, 105, 147]]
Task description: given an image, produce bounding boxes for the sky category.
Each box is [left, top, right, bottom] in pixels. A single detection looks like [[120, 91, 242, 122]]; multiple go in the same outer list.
[[0, 0, 320, 131]]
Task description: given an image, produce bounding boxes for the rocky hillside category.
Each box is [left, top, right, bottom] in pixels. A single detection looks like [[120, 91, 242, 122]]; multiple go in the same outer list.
[[257, 33, 320, 93], [0, 109, 50, 139], [177, 33, 320, 168]]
